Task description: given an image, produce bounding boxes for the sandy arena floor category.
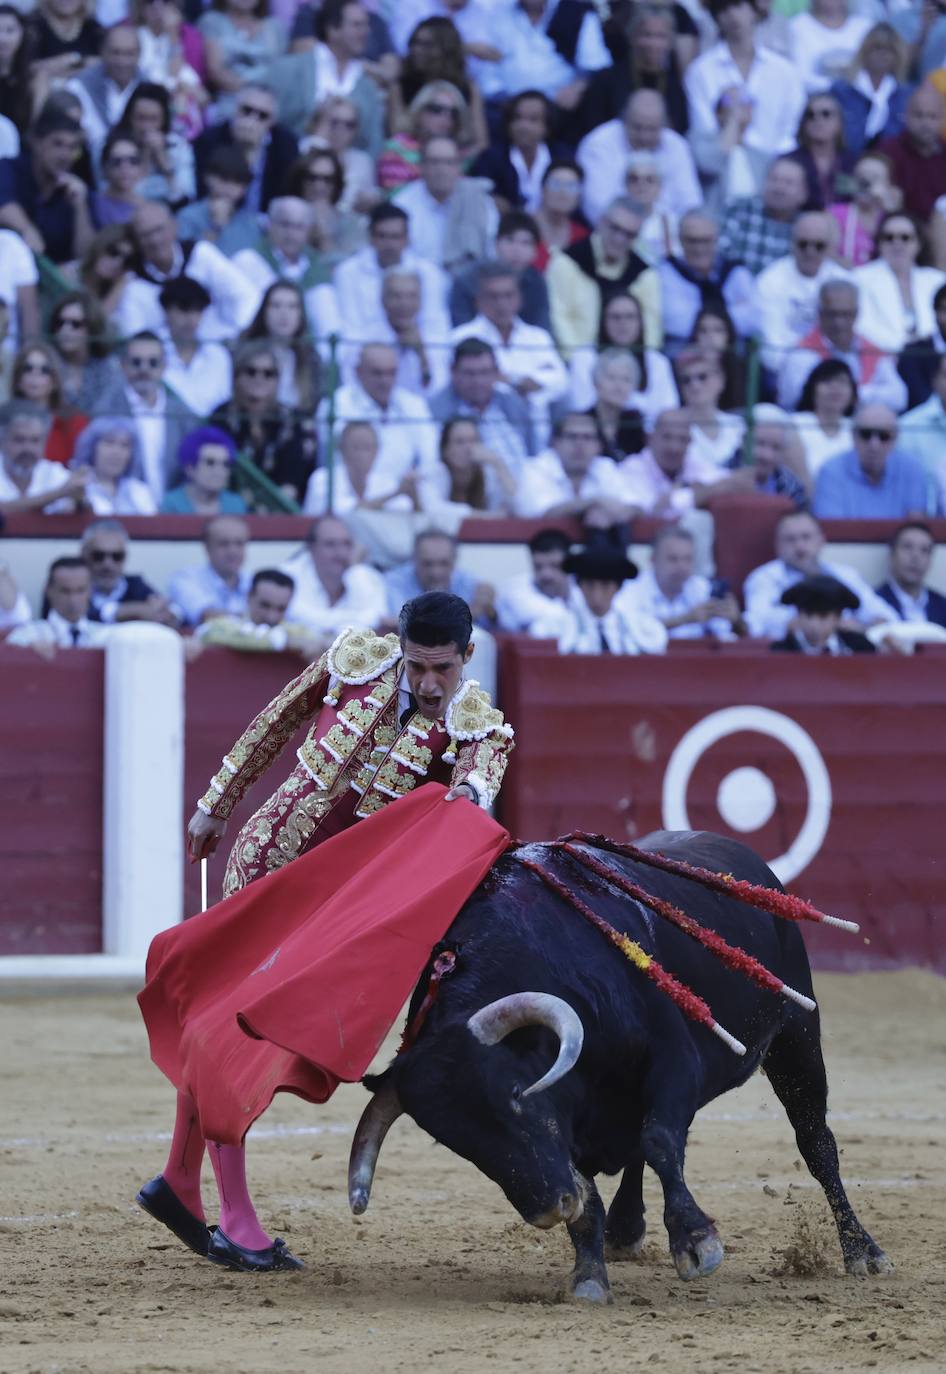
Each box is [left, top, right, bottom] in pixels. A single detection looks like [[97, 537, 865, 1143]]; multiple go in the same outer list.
[[0, 970, 944, 1374]]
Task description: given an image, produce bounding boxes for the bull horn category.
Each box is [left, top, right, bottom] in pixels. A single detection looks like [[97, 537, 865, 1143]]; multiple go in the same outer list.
[[467, 993, 584, 1097], [348, 1083, 403, 1215]]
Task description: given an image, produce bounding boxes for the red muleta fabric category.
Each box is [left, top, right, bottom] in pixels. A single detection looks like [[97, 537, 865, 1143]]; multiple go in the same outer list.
[[138, 783, 509, 1144]]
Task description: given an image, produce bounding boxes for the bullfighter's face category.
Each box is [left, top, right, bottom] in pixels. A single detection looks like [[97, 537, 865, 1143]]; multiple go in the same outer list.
[[401, 638, 474, 721]]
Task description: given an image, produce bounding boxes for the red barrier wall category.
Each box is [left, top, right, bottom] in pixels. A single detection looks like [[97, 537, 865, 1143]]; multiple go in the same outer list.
[[499, 641, 946, 974], [0, 646, 104, 955], [4, 642, 944, 973]]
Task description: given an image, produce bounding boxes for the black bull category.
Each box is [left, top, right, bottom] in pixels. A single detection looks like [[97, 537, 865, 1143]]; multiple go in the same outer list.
[[348, 830, 891, 1303]]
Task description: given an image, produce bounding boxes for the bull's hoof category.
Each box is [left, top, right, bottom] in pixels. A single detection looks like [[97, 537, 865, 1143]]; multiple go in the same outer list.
[[605, 1236, 645, 1263], [845, 1244, 894, 1278], [569, 1276, 613, 1305], [672, 1229, 724, 1281]]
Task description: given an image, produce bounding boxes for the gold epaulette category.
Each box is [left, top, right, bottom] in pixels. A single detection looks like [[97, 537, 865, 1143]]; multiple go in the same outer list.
[[322, 627, 402, 705], [444, 680, 514, 743]]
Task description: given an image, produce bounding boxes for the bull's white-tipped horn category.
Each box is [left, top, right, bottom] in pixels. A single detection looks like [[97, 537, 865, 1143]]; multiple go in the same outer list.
[[467, 992, 585, 1097], [348, 1083, 403, 1215]]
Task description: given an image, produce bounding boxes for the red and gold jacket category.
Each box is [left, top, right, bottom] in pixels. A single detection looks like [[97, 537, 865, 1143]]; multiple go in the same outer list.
[[197, 627, 514, 823]]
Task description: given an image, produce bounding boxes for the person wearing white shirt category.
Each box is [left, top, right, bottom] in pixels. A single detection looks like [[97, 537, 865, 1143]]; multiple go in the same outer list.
[[495, 526, 578, 632], [66, 26, 143, 166], [318, 342, 440, 490], [279, 514, 387, 637], [486, 0, 611, 105], [339, 268, 450, 397], [118, 202, 261, 343], [0, 113, 17, 160], [685, 0, 806, 166], [157, 276, 233, 418], [166, 515, 253, 627], [513, 411, 633, 520], [230, 198, 341, 346], [532, 545, 668, 655], [852, 216, 946, 354], [0, 560, 30, 631], [617, 408, 725, 515], [789, 0, 872, 93], [303, 420, 416, 516], [394, 137, 498, 274], [7, 557, 113, 652], [0, 402, 85, 516], [619, 525, 741, 640], [451, 262, 568, 446], [577, 90, 702, 226], [756, 213, 852, 372], [743, 507, 897, 639], [777, 279, 908, 414], [334, 204, 451, 345], [0, 228, 39, 355]]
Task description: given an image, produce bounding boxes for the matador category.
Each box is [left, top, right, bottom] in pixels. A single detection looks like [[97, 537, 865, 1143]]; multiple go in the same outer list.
[[136, 592, 514, 1272]]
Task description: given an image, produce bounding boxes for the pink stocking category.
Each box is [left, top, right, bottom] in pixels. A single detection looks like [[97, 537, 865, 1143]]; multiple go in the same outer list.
[[162, 1090, 207, 1221], [208, 1141, 273, 1250]]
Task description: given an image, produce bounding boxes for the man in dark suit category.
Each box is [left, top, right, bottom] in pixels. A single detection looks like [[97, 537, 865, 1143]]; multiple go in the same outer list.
[[876, 522, 946, 629], [898, 282, 946, 412], [81, 518, 179, 627], [193, 83, 298, 214], [770, 575, 875, 654]]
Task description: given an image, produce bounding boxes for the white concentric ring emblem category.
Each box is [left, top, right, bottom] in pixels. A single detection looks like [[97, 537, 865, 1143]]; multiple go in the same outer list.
[[661, 706, 831, 884]]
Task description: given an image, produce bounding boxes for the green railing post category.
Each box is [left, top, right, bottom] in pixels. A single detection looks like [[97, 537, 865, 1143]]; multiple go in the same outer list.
[[325, 331, 339, 514], [742, 335, 761, 468]]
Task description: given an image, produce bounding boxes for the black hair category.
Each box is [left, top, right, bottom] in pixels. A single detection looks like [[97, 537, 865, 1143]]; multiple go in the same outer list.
[[122, 329, 164, 355], [32, 109, 82, 141], [206, 144, 253, 184], [503, 88, 550, 137], [890, 521, 935, 549], [541, 157, 583, 186], [399, 591, 472, 654], [369, 202, 409, 230], [123, 82, 172, 134], [159, 275, 212, 311], [452, 337, 496, 366], [528, 528, 571, 556], [797, 358, 857, 415], [319, 0, 361, 39], [48, 556, 89, 582], [497, 209, 540, 242], [934, 283, 946, 312], [251, 568, 295, 594]]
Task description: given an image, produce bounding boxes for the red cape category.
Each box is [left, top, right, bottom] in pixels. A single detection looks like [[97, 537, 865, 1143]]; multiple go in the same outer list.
[[138, 784, 509, 1144]]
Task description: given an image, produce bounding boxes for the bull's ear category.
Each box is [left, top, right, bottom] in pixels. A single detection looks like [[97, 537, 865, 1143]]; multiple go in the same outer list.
[[362, 1069, 392, 1094]]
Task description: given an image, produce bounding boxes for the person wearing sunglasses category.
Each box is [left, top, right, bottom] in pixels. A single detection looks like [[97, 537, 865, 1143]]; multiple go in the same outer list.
[[11, 340, 89, 467], [209, 339, 315, 507], [852, 210, 946, 354], [377, 79, 472, 191], [92, 330, 197, 503], [194, 80, 299, 215], [757, 210, 851, 374], [161, 425, 247, 515], [91, 129, 145, 229], [197, 0, 285, 122], [304, 95, 378, 214], [813, 402, 931, 519], [81, 515, 176, 625], [828, 23, 911, 160], [78, 224, 135, 325], [787, 92, 854, 211]]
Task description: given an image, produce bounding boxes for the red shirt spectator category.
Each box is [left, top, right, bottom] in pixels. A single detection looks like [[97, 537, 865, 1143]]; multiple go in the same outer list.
[[878, 85, 946, 223]]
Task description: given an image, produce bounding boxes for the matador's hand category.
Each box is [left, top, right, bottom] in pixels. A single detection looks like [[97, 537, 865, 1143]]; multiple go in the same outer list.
[[187, 808, 227, 863], [444, 783, 477, 805]]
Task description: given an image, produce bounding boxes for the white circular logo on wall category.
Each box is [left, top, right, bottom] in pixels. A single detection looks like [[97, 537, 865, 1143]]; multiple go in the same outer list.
[[661, 706, 832, 884]]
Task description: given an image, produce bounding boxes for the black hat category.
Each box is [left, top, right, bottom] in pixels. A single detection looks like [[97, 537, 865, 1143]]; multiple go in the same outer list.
[[564, 546, 638, 584], [781, 574, 859, 614]]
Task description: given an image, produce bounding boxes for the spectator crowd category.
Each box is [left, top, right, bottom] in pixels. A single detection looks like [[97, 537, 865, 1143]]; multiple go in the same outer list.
[[4, 0, 946, 657]]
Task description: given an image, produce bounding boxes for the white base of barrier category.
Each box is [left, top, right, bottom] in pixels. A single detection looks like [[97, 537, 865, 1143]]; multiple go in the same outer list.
[[0, 956, 144, 980]]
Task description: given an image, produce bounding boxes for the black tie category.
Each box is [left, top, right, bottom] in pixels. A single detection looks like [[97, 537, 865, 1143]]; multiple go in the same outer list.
[[399, 693, 418, 726], [70, 626, 81, 646], [598, 625, 612, 654]]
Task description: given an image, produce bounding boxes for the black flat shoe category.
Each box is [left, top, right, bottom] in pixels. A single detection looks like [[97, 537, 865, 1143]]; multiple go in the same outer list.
[[206, 1228, 304, 1273], [136, 1175, 213, 1257]]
